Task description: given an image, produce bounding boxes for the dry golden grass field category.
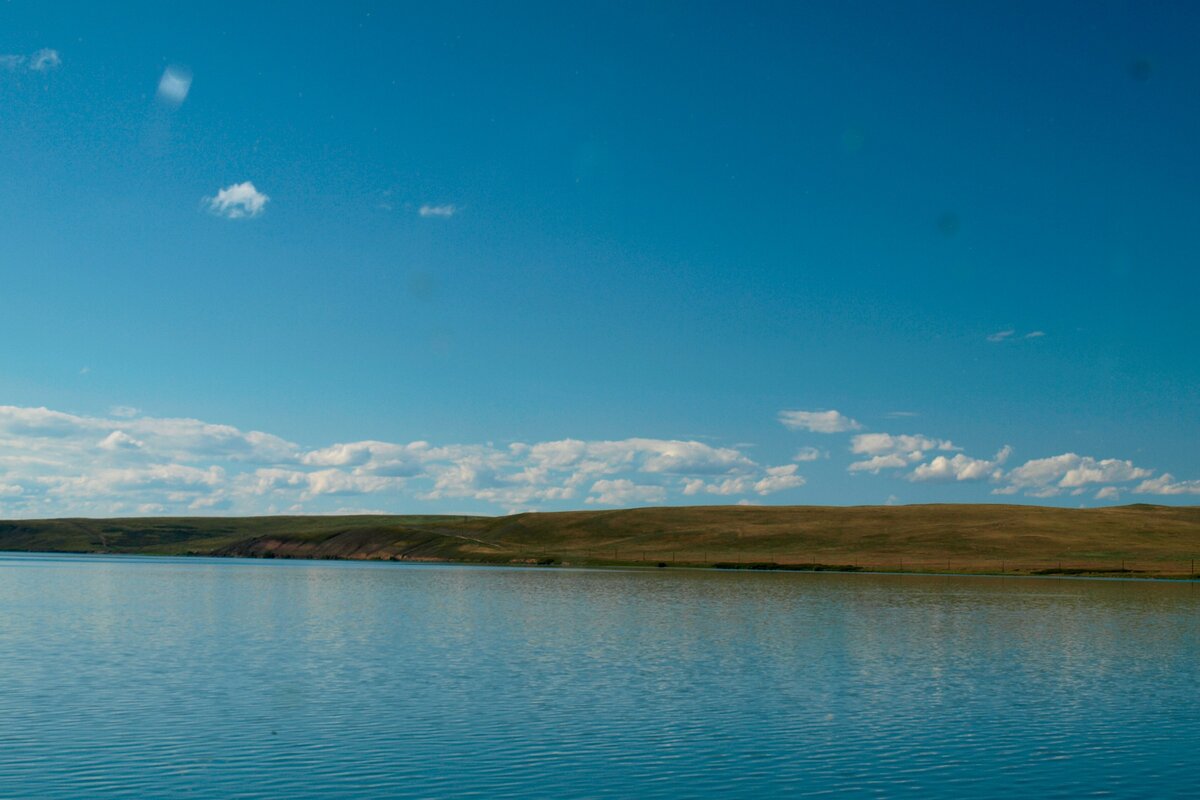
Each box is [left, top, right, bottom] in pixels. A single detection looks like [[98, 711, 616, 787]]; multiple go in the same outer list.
[[4, 503, 1200, 578]]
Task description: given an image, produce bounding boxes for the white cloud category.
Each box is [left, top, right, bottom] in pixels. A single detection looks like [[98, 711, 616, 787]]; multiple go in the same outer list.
[[848, 432, 957, 472], [110, 406, 141, 419], [682, 477, 746, 496], [909, 446, 1011, 483], [753, 464, 805, 495], [680, 463, 803, 497], [0, 405, 297, 467], [302, 469, 397, 498], [851, 432, 955, 457], [205, 181, 269, 219], [419, 204, 456, 218], [0, 403, 1190, 515], [1059, 458, 1151, 487], [98, 431, 145, 451], [156, 65, 192, 105], [30, 49, 61, 71], [2, 48, 60, 72], [0, 405, 823, 514], [1095, 487, 1120, 501], [631, 439, 751, 474], [793, 446, 822, 462], [989, 329, 1045, 343], [301, 440, 426, 476], [778, 409, 861, 433], [885, 411, 919, 419], [1134, 474, 1200, 496], [994, 453, 1153, 497], [521, 437, 755, 477], [586, 479, 666, 506], [43, 464, 225, 497], [848, 454, 909, 474]]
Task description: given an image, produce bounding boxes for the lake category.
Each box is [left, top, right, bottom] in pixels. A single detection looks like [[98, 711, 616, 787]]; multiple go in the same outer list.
[[0, 553, 1196, 798]]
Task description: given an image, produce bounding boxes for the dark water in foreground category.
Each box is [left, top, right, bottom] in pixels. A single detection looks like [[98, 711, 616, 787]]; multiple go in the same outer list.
[[0, 554, 1197, 799]]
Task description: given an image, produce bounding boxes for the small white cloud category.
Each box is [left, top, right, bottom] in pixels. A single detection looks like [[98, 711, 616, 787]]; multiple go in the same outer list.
[[851, 433, 955, 457], [110, 406, 141, 419], [98, 430, 145, 451], [156, 65, 192, 106], [989, 329, 1044, 343], [205, 181, 269, 219], [885, 494, 899, 506], [885, 411, 919, 419], [1095, 486, 1120, 501], [419, 204, 456, 218], [753, 464, 805, 495], [793, 446, 822, 462], [30, 49, 61, 71], [848, 454, 909, 473], [778, 409, 861, 433], [2, 49, 60, 72]]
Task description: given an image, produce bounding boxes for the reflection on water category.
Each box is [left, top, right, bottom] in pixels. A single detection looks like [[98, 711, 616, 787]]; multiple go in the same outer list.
[[0, 554, 1196, 798]]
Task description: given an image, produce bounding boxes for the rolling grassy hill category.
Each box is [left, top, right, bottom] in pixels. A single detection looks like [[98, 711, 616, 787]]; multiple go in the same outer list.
[[3, 504, 1200, 577]]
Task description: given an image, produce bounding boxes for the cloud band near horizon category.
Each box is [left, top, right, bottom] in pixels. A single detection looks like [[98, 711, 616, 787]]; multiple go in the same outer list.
[[0, 404, 1193, 518]]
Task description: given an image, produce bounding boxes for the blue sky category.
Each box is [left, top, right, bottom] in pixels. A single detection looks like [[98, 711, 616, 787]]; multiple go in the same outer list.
[[1, 1, 1198, 516]]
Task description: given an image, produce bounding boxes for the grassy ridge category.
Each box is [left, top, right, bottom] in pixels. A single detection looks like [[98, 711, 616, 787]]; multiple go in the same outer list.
[[2, 504, 1199, 577]]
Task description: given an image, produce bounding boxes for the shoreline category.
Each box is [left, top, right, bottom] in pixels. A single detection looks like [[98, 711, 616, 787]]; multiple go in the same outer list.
[[3, 547, 1197, 583], [2, 504, 1198, 581]]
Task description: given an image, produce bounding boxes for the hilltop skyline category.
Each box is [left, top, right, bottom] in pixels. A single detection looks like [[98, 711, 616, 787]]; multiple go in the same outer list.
[[2, 1, 1198, 515]]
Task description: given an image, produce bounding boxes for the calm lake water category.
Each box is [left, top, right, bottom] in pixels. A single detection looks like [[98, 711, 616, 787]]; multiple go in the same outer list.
[[0, 554, 1197, 798]]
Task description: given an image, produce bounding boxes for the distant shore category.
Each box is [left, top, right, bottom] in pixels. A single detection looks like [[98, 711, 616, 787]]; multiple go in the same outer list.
[[2, 504, 1199, 579]]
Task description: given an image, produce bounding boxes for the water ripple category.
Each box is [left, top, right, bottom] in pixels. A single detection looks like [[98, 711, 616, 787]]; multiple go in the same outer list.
[[0, 554, 1197, 798]]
